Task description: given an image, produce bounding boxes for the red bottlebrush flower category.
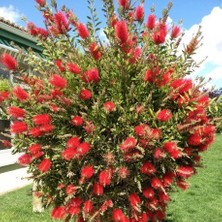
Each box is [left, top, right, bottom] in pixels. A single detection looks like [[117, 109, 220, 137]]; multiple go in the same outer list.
[[151, 177, 162, 189], [54, 11, 69, 34], [84, 121, 96, 134], [176, 166, 194, 178], [81, 165, 94, 179], [100, 199, 113, 213], [156, 109, 172, 121], [110, 15, 118, 27], [18, 154, 32, 166], [66, 184, 76, 195], [76, 23, 89, 39], [68, 206, 80, 215], [38, 158, 51, 173], [29, 127, 42, 137], [79, 89, 92, 100], [171, 78, 193, 94], [28, 144, 42, 155], [171, 25, 180, 38], [93, 183, 104, 196], [153, 29, 166, 44], [10, 121, 27, 134], [103, 101, 116, 112], [62, 147, 76, 160], [76, 142, 91, 156], [113, 209, 125, 222], [54, 59, 66, 72], [140, 161, 156, 175], [49, 74, 67, 89], [0, 91, 10, 103], [2, 140, 12, 148], [89, 42, 102, 60], [129, 193, 141, 209], [162, 172, 175, 187], [188, 134, 202, 146], [1, 53, 17, 70], [118, 167, 129, 179], [115, 20, 129, 44], [119, 137, 137, 152], [129, 47, 141, 64], [196, 95, 209, 107], [66, 136, 80, 149], [33, 114, 51, 125], [143, 187, 155, 199], [7, 106, 25, 118], [163, 141, 178, 153], [153, 148, 165, 159], [155, 210, 166, 221], [13, 86, 29, 101], [82, 68, 100, 84], [134, 124, 151, 137], [36, 27, 49, 38], [176, 180, 190, 190], [67, 62, 81, 74], [99, 169, 112, 186], [118, 0, 129, 9], [83, 200, 93, 214], [27, 22, 38, 36], [134, 5, 144, 21], [41, 124, 54, 133], [71, 116, 83, 126], [146, 14, 156, 29], [35, 0, 46, 7], [51, 206, 66, 219], [169, 149, 182, 159]]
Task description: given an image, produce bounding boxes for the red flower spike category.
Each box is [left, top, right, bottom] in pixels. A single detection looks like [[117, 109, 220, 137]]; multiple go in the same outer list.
[[89, 42, 102, 60], [76, 142, 91, 156], [171, 78, 193, 94], [38, 159, 51, 173], [13, 86, 29, 101], [62, 147, 76, 160], [67, 62, 81, 74], [120, 137, 137, 153], [76, 23, 89, 39], [112, 208, 125, 222], [28, 144, 42, 155], [171, 25, 180, 38], [79, 89, 92, 100], [7, 106, 25, 118], [33, 114, 51, 125], [134, 5, 144, 21], [146, 14, 156, 29], [81, 165, 94, 179], [54, 11, 69, 34], [54, 59, 66, 72], [140, 161, 156, 175], [93, 183, 104, 196], [51, 206, 66, 219], [1, 53, 17, 70], [176, 166, 194, 178], [118, 167, 129, 179], [66, 136, 80, 149], [153, 148, 165, 159], [83, 200, 93, 214], [143, 187, 155, 199], [82, 68, 100, 84], [35, 0, 46, 7], [49, 74, 67, 89], [68, 206, 80, 215], [18, 154, 32, 166], [66, 185, 76, 195], [103, 101, 116, 112], [2, 140, 12, 148], [71, 116, 83, 126], [10, 121, 27, 134], [129, 193, 141, 210], [151, 177, 162, 189], [115, 20, 129, 44], [84, 121, 96, 134], [118, 0, 129, 9], [29, 127, 42, 137], [99, 169, 112, 186], [156, 109, 172, 121], [176, 180, 190, 190]]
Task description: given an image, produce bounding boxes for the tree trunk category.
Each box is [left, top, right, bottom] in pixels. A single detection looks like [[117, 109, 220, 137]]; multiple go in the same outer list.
[[32, 181, 44, 212]]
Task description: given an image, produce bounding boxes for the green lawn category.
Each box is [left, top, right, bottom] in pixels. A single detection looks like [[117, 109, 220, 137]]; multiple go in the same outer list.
[[0, 135, 221, 222]]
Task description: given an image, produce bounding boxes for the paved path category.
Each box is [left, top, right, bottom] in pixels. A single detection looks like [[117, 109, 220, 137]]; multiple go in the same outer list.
[[0, 167, 32, 196]]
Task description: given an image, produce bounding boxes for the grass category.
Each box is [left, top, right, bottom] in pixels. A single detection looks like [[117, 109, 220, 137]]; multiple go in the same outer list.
[[0, 135, 221, 222]]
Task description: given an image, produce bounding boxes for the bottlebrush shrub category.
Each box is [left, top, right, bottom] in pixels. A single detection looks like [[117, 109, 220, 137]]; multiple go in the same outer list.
[[0, 0, 217, 221]]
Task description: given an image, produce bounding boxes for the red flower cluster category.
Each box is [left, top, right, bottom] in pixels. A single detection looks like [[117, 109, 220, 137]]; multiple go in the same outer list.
[[1, 53, 17, 70]]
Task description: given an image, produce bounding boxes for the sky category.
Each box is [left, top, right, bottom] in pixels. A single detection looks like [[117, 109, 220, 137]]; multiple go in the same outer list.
[[0, 0, 222, 89]]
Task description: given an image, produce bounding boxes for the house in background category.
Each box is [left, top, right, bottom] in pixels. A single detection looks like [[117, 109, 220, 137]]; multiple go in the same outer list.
[[0, 17, 42, 168]]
